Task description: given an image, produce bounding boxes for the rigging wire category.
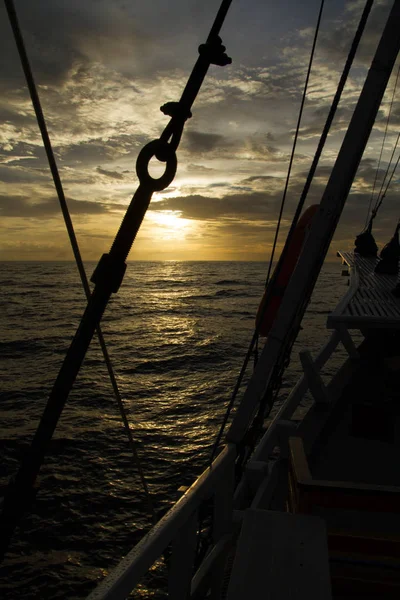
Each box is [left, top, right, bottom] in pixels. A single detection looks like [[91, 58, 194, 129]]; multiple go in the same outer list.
[[209, 0, 374, 464], [365, 61, 400, 228], [209, 0, 326, 464], [263, 0, 325, 290], [375, 142, 400, 212], [4, 0, 156, 524], [372, 130, 400, 219]]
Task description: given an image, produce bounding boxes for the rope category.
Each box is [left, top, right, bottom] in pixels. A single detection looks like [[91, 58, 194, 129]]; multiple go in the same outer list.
[[263, 0, 325, 290], [209, 0, 326, 464], [1, 0, 235, 558], [372, 130, 400, 220], [4, 0, 156, 524], [271, 0, 374, 285], [365, 61, 400, 227], [365, 61, 400, 228], [249, 0, 375, 436], [374, 143, 400, 213]]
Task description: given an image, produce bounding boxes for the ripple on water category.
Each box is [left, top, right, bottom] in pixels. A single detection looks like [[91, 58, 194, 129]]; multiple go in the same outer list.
[[0, 261, 348, 598]]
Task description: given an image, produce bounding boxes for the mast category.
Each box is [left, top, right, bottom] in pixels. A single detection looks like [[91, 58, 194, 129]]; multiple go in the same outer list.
[[227, 0, 400, 443]]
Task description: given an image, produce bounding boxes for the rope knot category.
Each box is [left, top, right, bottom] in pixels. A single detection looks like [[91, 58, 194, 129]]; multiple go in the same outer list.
[[160, 101, 192, 121], [199, 36, 232, 66]]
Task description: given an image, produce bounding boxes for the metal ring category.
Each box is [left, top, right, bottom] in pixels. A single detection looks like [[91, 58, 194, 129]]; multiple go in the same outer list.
[[136, 139, 177, 192]]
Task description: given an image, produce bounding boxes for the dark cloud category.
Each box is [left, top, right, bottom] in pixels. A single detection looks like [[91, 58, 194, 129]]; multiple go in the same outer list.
[[96, 166, 125, 180], [185, 163, 216, 173], [58, 140, 126, 166], [149, 191, 281, 221], [241, 175, 277, 184], [0, 194, 111, 217], [0, 165, 49, 184], [315, 1, 393, 69], [184, 131, 224, 154], [1, 0, 397, 260]]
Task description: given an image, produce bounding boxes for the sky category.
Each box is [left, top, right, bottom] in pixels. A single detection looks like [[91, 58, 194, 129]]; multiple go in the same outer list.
[[0, 0, 399, 261]]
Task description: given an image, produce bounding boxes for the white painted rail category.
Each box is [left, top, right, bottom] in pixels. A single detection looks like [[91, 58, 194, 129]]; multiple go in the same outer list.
[[252, 329, 343, 463], [87, 443, 236, 600]]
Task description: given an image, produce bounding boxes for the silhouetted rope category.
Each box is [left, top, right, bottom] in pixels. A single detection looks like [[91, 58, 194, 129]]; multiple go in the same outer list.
[[263, 0, 325, 290], [1, 0, 235, 558], [209, 0, 326, 464], [373, 130, 400, 218], [3, 0, 156, 524], [365, 61, 400, 228], [209, 0, 375, 464]]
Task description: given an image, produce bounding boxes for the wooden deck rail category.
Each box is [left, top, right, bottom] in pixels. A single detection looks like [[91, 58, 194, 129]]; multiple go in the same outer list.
[[87, 444, 236, 600]]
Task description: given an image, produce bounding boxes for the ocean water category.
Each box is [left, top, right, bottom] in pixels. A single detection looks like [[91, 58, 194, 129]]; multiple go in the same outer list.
[[0, 260, 351, 598]]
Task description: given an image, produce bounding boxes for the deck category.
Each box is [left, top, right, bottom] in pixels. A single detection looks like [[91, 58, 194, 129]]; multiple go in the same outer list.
[[327, 251, 400, 329], [288, 331, 400, 597]]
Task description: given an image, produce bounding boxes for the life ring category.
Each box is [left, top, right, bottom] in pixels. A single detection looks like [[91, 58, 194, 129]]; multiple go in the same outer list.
[[256, 204, 319, 337]]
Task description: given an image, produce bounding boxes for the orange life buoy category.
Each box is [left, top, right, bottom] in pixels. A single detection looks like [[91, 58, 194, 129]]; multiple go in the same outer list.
[[256, 204, 319, 337]]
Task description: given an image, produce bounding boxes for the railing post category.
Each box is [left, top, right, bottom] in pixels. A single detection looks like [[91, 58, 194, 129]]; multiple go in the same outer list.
[[300, 350, 330, 403], [168, 511, 198, 599], [210, 449, 235, 599], [338, 324, 360, 360]]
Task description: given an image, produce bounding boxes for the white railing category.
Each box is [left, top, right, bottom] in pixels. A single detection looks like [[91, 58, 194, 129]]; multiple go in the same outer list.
[[87, 443, 236, 600], [231, 327, 360, 510], [87, 327, 359, 599], [252, 328, 348, 463]]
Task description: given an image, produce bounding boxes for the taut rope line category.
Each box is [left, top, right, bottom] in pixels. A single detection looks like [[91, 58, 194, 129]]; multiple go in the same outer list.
[[0, 0, 233, 557], [3, 0, 156, 527], [209, 0, 374, 464], [365, 61, 400, 229]]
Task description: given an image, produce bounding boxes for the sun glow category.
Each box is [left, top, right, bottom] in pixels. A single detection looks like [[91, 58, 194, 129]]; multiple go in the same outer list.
[[147, 210, 194, 240]]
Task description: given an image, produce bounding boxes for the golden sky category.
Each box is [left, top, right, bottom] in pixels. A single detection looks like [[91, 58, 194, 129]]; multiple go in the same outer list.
[[0, 0, 399, 261]]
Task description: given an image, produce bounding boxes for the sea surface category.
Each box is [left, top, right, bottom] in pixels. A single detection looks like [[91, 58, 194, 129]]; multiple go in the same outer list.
[[0, 260, 353, 599]]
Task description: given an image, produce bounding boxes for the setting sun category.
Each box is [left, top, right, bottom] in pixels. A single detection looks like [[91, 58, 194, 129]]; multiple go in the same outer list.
[[147, 210, 194, 240]]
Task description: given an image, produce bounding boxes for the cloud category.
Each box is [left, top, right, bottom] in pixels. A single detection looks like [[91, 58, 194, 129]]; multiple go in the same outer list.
[[0, 194, 112, 217], [184, 131, 224, 153], [1, 0, 398, 261], [150, 190, 284, 222], [185, 163, 216, 173], [96, 166, 125, 180]]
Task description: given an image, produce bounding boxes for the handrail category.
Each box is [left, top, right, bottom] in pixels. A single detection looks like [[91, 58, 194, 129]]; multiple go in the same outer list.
[[87, 443, 236, 599], [328, 253, 360, 324], [252, 329, 341, 462]]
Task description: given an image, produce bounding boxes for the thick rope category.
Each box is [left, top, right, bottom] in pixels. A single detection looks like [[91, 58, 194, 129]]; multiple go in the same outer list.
[[4, 0, 156, 524]]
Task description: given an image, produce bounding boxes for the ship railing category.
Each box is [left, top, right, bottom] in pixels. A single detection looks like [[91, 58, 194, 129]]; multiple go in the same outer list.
[[255, 328, 354, 460], [87, 442, 237, 600], [236, 327, 357, 507]]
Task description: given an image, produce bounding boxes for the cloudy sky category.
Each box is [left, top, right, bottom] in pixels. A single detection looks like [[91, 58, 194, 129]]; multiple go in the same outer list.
[[0, 0, 399, 261]]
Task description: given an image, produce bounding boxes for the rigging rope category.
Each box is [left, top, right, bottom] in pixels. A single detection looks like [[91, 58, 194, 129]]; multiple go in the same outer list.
[[365, 61, 400, 228], [363, 61, 400, 230], [1, 0, 234, 559], [210, 0, 374, 464], [263, 0, 325, 290], [373, 130, 400, 218], [4, 0, 156, 524], [209, 0, 326, 464]]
